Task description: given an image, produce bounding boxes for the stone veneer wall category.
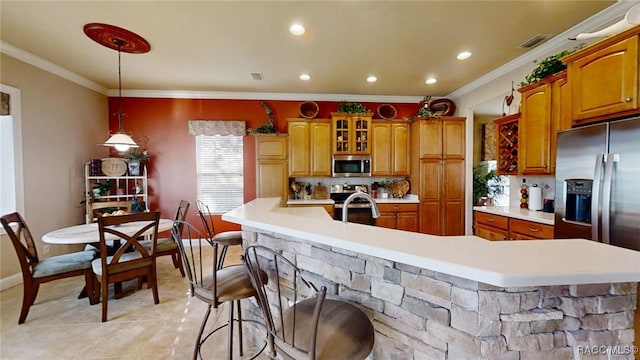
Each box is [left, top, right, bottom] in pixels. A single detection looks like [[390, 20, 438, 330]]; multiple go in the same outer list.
[[241, 227, 637, 360]]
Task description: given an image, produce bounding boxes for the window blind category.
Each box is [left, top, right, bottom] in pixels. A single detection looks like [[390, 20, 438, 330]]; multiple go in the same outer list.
[[195, 135, 243, 213]]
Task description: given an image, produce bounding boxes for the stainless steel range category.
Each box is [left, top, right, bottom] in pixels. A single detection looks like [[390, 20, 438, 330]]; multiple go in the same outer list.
[[330, 184, 375, 225]]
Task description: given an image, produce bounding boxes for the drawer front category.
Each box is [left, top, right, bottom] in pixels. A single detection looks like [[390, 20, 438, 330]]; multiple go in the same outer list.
[[377, 203, 419, 212], [474, 212, 509, 230], [475, 224, 508, 241], [510, 219, 554, 239]]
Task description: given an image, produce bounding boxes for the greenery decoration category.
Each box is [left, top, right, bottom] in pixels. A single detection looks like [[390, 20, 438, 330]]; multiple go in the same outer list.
[[472, 163, 501, 205], [248, 101, 278, 134], [92, 179, 113, 197], [337, 101, 370, 114], [520, 49, 574, 87], [126, 135, 150, 162]]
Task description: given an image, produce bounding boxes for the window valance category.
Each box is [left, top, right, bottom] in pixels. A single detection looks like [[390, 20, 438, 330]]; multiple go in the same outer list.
[[188, 120, 246, 136]]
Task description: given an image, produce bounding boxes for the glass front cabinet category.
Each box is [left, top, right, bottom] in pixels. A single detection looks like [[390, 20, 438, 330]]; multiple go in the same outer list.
[[331, 113, 371, 155]]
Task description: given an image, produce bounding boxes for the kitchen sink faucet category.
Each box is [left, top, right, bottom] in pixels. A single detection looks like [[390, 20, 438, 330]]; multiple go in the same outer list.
[[342, 192, 381, 223]]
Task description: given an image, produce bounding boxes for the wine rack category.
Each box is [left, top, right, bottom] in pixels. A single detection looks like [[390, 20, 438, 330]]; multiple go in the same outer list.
[[494, 113, 520, 175]]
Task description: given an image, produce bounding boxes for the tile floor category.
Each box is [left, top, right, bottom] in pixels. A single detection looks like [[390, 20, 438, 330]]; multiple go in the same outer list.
[[0, 246, 270, 359]]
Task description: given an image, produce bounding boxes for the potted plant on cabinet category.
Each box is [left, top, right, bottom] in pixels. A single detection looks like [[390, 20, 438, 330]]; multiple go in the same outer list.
[[125, 136, 150, 176], [92, 179, 113, 199]]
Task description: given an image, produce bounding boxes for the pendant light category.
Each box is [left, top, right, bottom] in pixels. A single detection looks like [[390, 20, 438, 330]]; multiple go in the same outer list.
[[83, 23, 150, 152]]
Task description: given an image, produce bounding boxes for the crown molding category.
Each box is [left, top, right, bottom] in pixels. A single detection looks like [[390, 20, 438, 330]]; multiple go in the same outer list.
[[1, 41, 107, 95], [113, 89, 422, 103], [447, 1, 635, 99]]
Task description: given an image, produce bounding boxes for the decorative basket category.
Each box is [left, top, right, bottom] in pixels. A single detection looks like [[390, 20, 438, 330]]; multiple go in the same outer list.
[[389, 180, 410, 198], [299, 101, 319, 119], [377, 104, 397, 119]]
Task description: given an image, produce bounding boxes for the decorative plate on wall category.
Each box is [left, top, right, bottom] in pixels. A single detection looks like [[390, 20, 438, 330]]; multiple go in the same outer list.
[[101, 158, 127, 176]]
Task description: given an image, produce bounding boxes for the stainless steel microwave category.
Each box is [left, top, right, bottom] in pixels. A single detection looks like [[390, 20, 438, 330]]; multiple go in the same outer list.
[[332, 155, 371, 177]]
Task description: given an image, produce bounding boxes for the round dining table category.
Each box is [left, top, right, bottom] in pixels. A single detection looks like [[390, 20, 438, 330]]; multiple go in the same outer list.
[[41, 218, 174, 300], [42, 218, 174, 244]]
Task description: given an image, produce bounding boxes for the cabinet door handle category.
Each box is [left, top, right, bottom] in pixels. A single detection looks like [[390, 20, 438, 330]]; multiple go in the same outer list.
[[528, 227, 540, 232], [487, 218, 495, 222], [625, 97, 632, 102]]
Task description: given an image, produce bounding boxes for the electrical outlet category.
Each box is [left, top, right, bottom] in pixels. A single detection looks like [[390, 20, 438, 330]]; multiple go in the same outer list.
[[43, 245, 50, 254]]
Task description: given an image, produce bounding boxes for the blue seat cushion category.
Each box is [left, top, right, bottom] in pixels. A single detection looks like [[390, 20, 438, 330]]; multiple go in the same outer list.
[[32, 250, 96, 278], [91, 251, 144, 277]]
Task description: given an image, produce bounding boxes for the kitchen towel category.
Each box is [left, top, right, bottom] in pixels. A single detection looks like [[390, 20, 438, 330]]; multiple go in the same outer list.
[[529, 186, 543, 211]]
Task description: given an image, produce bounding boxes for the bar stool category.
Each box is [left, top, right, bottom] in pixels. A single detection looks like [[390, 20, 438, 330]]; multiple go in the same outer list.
[[196, 200, 242, 270], [244, 244, 375, 359], [172, 220, 266, 359]]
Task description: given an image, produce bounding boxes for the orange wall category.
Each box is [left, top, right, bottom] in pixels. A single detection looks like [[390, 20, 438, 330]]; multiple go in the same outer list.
[[108, 97, 418, 230]]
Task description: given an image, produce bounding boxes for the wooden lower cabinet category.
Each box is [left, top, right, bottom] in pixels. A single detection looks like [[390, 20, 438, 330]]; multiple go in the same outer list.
[[474, 211, 553, 240], [474, 212, 509, 241], [376, 203, 419, 232], [509, 218, 554, 240]]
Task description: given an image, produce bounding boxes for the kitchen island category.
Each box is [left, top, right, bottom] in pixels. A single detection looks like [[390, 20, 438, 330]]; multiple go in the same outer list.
[[223, 198, 640, 359]]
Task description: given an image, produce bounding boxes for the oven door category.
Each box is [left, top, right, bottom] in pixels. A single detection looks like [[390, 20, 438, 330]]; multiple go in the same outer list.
[[333, 206, 375, 225]]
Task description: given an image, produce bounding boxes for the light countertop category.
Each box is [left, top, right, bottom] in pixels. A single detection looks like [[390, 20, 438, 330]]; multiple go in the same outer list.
[[473, 206, 555, 225], [224, 198, 640, 288]]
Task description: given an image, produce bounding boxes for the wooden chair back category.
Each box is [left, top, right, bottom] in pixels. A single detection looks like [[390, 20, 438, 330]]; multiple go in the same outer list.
[[97, 211, 160, 275], [1, 212, 39, 276], [90, 201, 132, 222]]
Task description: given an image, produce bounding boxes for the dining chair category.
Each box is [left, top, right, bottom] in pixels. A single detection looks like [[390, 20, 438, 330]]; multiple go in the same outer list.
[[196, 200, 242, 270], [243, 245, 375, 360], [1, 212, 98, 324], [93, 211, 161, 322], [172, 220, 267, 360], [142, 200, 189, 277], [89, 200, 132, 222]]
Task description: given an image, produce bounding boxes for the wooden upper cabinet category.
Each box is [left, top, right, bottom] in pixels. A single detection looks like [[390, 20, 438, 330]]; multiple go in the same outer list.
[[287, 119, 331, 177], [309, 121, 331, 176], [565, 33, 639, 125], [391, 123, 410, 175], [331, 113, 371, 155], [288, 121, 310, 176], [519, 81, 552, 175], [255, 134, 287, 160], [371, 123, 391, 175], [417, 117, 464, 159], [517, 71, 568, 176], [371, 121, 410, 176]]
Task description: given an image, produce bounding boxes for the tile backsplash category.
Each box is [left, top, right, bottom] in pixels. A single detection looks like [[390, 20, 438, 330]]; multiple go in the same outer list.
[[509, 175, 555, 208]]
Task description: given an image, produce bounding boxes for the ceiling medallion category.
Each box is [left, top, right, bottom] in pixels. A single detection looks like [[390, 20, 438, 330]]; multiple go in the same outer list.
[[83, 23, 150, 54]]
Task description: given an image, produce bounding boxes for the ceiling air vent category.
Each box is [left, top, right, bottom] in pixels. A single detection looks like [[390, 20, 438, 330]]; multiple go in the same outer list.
[[250, 72, 264, 81], [518, 34, 552, 49]]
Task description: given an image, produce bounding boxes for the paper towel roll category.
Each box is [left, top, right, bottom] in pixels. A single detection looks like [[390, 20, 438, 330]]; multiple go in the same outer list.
[[528, 186, 543, 211]]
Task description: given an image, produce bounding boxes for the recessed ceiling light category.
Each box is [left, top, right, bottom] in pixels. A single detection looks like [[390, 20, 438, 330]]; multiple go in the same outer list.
[[425, 78, 437, 85], [457, 51, 472, 60], [366, 75, 378, 83], [289, 23, 306, 36], [299, 74, 311, 81]]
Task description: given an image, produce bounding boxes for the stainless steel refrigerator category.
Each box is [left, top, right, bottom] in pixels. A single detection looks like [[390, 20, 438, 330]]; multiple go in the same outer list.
[[554, 117, 640, 250]]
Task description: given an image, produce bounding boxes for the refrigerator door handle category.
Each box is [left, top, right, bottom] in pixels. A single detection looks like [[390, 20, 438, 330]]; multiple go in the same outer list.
[[601, 153, 617, 245], [591, 154, 604, 242]]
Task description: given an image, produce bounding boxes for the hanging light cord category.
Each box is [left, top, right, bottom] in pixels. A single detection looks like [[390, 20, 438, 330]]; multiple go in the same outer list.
[[114, 39, 125, 132]]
